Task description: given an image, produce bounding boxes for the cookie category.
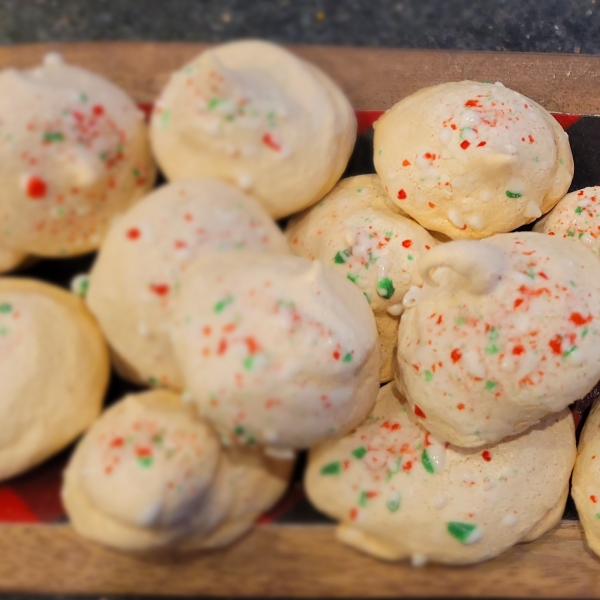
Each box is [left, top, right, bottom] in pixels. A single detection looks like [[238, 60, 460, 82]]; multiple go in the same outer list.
[[0, 52, 156, 256], [86, 178, 289, 389], [397, 231, 600, 447], [286, 174, 439, 382], [0, 278, 109, 481], [170, 252, 381, 453], [0, 246, 28, 273], [150, 40, 356, 219], [63, 389, 293, 552], [305, 383, 575, 565], [374, 81, 573, 239], [534, 186, 600, 257]]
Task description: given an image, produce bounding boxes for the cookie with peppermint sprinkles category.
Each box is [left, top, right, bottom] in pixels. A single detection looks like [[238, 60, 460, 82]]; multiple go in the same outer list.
[[0, 52, 156, 257], [397, 231, 600, 447], [374, 81, 573, 240], [305, 383, 575, 566], [170, 252, 381, 453], [150, 40, 356, 219], [286, 174, 439, 383], [0, 277, 109, 482], [534, 186, 600, 257], [62, 388, 294, 552], [86, 178, 289, 390]]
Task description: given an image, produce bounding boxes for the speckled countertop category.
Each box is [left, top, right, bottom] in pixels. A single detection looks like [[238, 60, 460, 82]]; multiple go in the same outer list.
[[0, 0, 598, 54]]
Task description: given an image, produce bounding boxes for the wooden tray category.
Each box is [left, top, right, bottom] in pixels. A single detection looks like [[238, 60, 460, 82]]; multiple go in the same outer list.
[[1, 42, 600, 599]]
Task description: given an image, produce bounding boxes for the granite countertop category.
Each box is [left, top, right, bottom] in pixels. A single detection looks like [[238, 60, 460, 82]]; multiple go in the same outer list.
[[0, 0, 598, 54]]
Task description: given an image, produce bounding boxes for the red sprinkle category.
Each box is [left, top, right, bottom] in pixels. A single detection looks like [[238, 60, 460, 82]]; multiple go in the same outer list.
[[126, 228, 141, 240], [460, 140, 471, 150], [402, 159, 411, 166], [457, 403, 465, 410], [402, 239, 413, 248], [333, 351, 341, 360], [549, 335, 563, 355], [397, 189, 407, 200], [217, 339, 228, 355], [482, 450, 492, 462], [477, 141, 487, 147], [451, 348, 462, 363], [149, 283, 169, 297], [350, 508, 358, 520], [514, 298, 524, 309], [414, 405, 427, 419], [591, 495, 598, 503], [570, 312, 592, 326], [262, 133, 281, 152], [245, 337, 260, 354], [512, 345, 525, 356], [92, 104, 105, 117], [110, 437, 124, 448], [26, 176, 47, 199], [428, 202, 436, 208]]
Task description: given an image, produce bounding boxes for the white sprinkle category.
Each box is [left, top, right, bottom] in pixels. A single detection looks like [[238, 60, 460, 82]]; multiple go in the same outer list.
[[387, 303, 404, 317], [467, 214, 484, 230], [459, 109, 482, 129], [138, 499, 162, 527], [448, 209, 465, 229], [464, 526, 483, 544], [237, 174, 253, 191], [265, 446, 295, 460], [402, 285, 423, 308], [462, 349, 486, 379], [70, 274, 90, 298], [411, 553, 428, 567], [138, 323, 149, 338], [434, 493, 448, 510], [480, 190, 492, 202], [364, 450, 387, 470], [502, 513, 518, 527], [43, 52, 64, 66], [345, 229, 357, 247], [524, 201, 542, 219], [181, 390, 194, 404], [439, 128, 452, 145]]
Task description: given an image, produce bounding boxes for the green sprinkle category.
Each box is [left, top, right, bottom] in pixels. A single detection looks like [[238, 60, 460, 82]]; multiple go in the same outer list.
[[421, 449, 435, 474], [132, 167, 141, 178], [0, 303, 12, 314], [321, 461, 341, 476], [72, 275, 89, 298], [342, 352, 353, 363], [43, 131, 64, 143], [489, 328, 499, 341], [534, 156, 540, 163], [377, 277, 395, 299], [563, 345, 577, 358], [214, 295, 234, 313], [424, 370, 433, 382], [579, 232, 585, 239], [447, 521, 479, 544], [456, 316, 466, 326], [352, 447, 367, 459], [147, 376, 159, 387], [385, 231, 394, 237], [596, 513, 600, 519], [358, 491, 368, 507], [356, 188, 363, 193], [243, 356, 254, 371], [0, 327, 8, 336], [79, 92, 88, 102], [207, 98, 220, 109], [485, 380, 497, 391], [152, 434, 163, 446], [334, 249, 351, 264], [387, 497, 401, 512], [161, 109, 171, 129], [137, 456, 154, 468], [559, 157, 565, 165], [583, 327, 589, 338], [234, 425, 245, 436], [364, 292, 371, 303], [485, 345, 500, 355], [378, 148, 382, 155], [407, 254, 414, 261], [506, 190, 522, 198], [570, 280, 577, 288], [576, 206, 584, 215], [567, 230, 575, 237], [347, 273, 359, 283]]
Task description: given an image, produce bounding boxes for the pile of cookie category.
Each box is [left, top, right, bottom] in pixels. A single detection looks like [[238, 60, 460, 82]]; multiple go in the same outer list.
[[1, 40, 600, 565]]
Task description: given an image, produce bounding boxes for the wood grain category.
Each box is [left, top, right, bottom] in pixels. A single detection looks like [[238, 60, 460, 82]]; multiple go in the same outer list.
[[0, 522, 598, 598], [0, 42, 600, 112], [0, 41, 598, 596]]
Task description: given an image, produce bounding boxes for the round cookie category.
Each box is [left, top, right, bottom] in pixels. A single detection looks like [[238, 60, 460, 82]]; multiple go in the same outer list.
[[374, 81, 573, 239], [397, 231, 600, 447], [286, 174, 439, 382], [0, 52, 156, 256], [150, 40, 356, 219], [534, 186, 600, 257], [572, 400, 600, 558], [305, 383, 575, 566], [86, 178, 289, 390], [0, 278, 109, 481], [170, 253, 381, 453], [0, 246, 28, 273], [63, 389, 294, 552]]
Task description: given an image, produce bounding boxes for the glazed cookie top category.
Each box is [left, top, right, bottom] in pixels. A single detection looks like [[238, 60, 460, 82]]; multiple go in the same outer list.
[[305, 383, 575, 565], [534, 187, 600, 257], [77, 389, 220, 529], [87, 178, 289, 390], [397, 231, 600, 447], [170, 252, 381, 451], [374, 81, 573, 239], [150, 40, 356, 219], [0, 278, 109, 480], [286, 174, 439, 317], [0, 53, 155, 256]]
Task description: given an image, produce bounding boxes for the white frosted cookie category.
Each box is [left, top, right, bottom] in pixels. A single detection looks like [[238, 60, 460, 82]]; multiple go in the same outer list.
[[572, 400, 600, 557], [0, 52, 156, 256], [306, 383, 575, 566], [374, 81, 573, 239], [170, 253, 381, 452], [87, 178, 289, 389], [286, 174, 439, 382], [0, 246, 28, 273], [0, 278, 109, 481], [397, 231, 600, 447], [63, 389, 293, 552], [534, 187, 600, 257], [150, 40, 356, 219]]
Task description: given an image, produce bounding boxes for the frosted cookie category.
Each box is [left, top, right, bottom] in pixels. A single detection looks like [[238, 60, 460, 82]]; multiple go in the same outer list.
[[534, 187, 600, 257], [0, 278, 109, 481], [150, 40, 356, 219], [286, 174, 439, 382], [87, 178, 289, 389], [306, 383, 575, 565], [170, 253, 381, 452], [0, 52, 156, 256], [63, 389, 293, 552], [397, 231, 600, 447], [374, 81, 573, 239], [571, 400, 600, 558], [0, 246, 28, 273]]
